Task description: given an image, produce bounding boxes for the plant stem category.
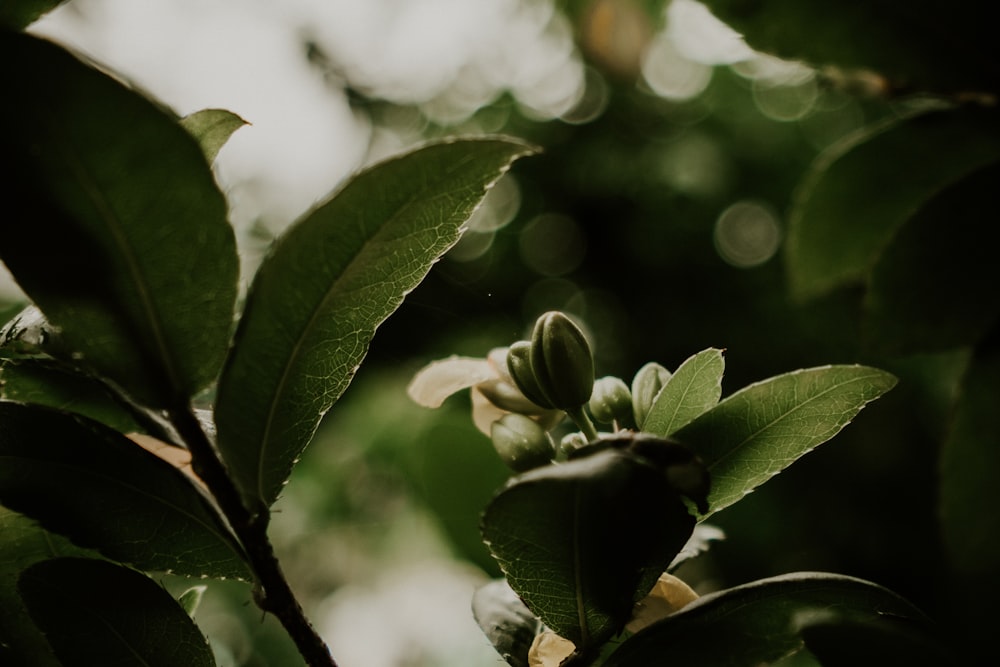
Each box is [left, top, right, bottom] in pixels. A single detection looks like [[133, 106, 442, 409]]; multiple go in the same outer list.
[[169, 404, 337, 667], [567, 405, 600, 442]]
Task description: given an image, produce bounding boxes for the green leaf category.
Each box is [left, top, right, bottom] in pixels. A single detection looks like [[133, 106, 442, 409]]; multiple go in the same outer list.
[[178, 585, 208, 618], [481, 446, 696, 652], [0, 358, 146, 434], [214, 136, 535, 508], [675, 365, 897, 516], [0, 507, 91, 667], [179, 108, 249, 165], [472, 579, 540, 667], [18, 557, 216, 667], [700, 0, 1000, 94], [864, 163, 1000, 354], [0, 1, 68, 29], [786, 107, 1000, 301], [603, 572, 936, 667], [0, 31, 238, 408], [0, 401, 251, 580], [643, 348, 725, 437], [940, 336, 1000, 575], [798, 614, 955, 667]]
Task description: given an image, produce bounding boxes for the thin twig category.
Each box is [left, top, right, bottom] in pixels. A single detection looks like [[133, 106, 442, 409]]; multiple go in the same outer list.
[[169, 404, 338, 667]]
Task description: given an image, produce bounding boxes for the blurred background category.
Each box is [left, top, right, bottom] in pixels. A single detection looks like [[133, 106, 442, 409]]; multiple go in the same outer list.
[[7, 0, 973, 664]]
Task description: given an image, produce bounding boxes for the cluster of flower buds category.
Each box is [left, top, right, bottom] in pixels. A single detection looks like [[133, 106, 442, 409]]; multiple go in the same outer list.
[[409, 309, 688, 474]]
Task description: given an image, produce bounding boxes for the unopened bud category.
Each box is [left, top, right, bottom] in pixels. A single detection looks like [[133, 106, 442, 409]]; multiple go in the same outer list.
[[631, 362, 672, 429], [506, 341, 554, 409], [529, 311, 595, 411], [559, 431, 589, 456], [491, 413, 554, 472], [589, 376, 635, 428]]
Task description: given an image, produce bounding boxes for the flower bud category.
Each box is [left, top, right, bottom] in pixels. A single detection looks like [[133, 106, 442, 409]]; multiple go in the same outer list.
[[529, 311, 595, 411], [491, 413, 555, 472], [506, 341, 554, 409], [631, 361, 672, 429], [559, 431, 589, 456], [588, 376, 635, 428]]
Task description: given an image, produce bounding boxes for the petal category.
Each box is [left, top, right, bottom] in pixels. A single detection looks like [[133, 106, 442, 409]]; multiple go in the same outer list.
[[625, 572, 699, 634], [406, 356, 496, 408], [471, 387, 509, 436], [528, 631, 576, 667]]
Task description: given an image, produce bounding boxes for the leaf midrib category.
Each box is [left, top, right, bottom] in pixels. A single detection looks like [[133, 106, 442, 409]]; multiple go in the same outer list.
[[253, 151, 486, 502]]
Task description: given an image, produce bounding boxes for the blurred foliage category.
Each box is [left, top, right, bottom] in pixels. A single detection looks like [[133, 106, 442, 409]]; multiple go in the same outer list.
[[311, 0, 999, 663]]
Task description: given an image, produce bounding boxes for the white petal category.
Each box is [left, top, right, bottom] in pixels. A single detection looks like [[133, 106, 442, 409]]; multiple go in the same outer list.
[[406, 356, 496, 408]]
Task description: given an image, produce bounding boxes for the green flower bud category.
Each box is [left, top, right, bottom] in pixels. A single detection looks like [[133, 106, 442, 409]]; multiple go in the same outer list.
[[559, 431, 589, 456], [491, 413, 554, 472], [588, 375, 635, 428], [506, 341, 554, 409], [529, 311, 595, 411], [631, 361, 672, 429]]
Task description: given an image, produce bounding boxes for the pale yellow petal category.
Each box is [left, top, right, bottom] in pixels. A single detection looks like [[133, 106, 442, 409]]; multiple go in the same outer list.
[[625, 572, 699, 634], [471, 387, 509, 436], [528, 631, 576, 667], [126, 433, 206, 491], [406, 356, 495, 408]]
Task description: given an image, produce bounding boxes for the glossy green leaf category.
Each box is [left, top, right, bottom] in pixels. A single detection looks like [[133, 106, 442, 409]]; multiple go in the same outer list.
[[940, 336, 1000, 575], [643, 348, 725, 437], [481, 447, 696, 652], [472, 579, 540, 667], [786, 107, 1000, 300], [0, 401, 251, 579], [603, 572, 934, 667], [0, 32, 238, 408], [178, 585, 208, 618], [179, 108, 248, 165], [0, 507, 90, 667], [0, 358, 146, 434], [675, 365, 896, 516], [799, 614, 955, 667], [214, 137, 535, 507], [701, 0, 1000, 94], [0, 1, 68, 29], [864, 163, 1000, 354], [18, 557, 216, 667]]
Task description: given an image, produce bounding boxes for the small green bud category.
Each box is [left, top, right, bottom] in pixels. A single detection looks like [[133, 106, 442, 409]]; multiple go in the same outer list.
[[507, 341, 554, 409], [588, 375, 635, 428], [631, 361, 672, 429], [491, 413, 554, 472], [529, 311, 595, 411], [560, 431, 589, 456]]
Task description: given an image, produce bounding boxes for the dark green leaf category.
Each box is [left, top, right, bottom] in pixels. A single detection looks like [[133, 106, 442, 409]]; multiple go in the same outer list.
[[179, 108, 249, 165], [675, 365, 896, 517], [940, 335, 1000, 575], [643, 348, 724, 437], [472, 579, 540, 667], [0, 401, 250, 579], [603, 572, 933, 667], [799, 614, 955, 667], [178, 585, 207, 618], [0, 31, 238, 408], [786, 107, 1000, 300], [214, 137, 535, 507], [864, 163, 1000, 354], [0, 1, 68, 29], [18, 557, 216, 667], [701, 1, 1000, 94], [481, 446, 696, 651], [0, 507, 91, 667], [0, 358, 146, 433]]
